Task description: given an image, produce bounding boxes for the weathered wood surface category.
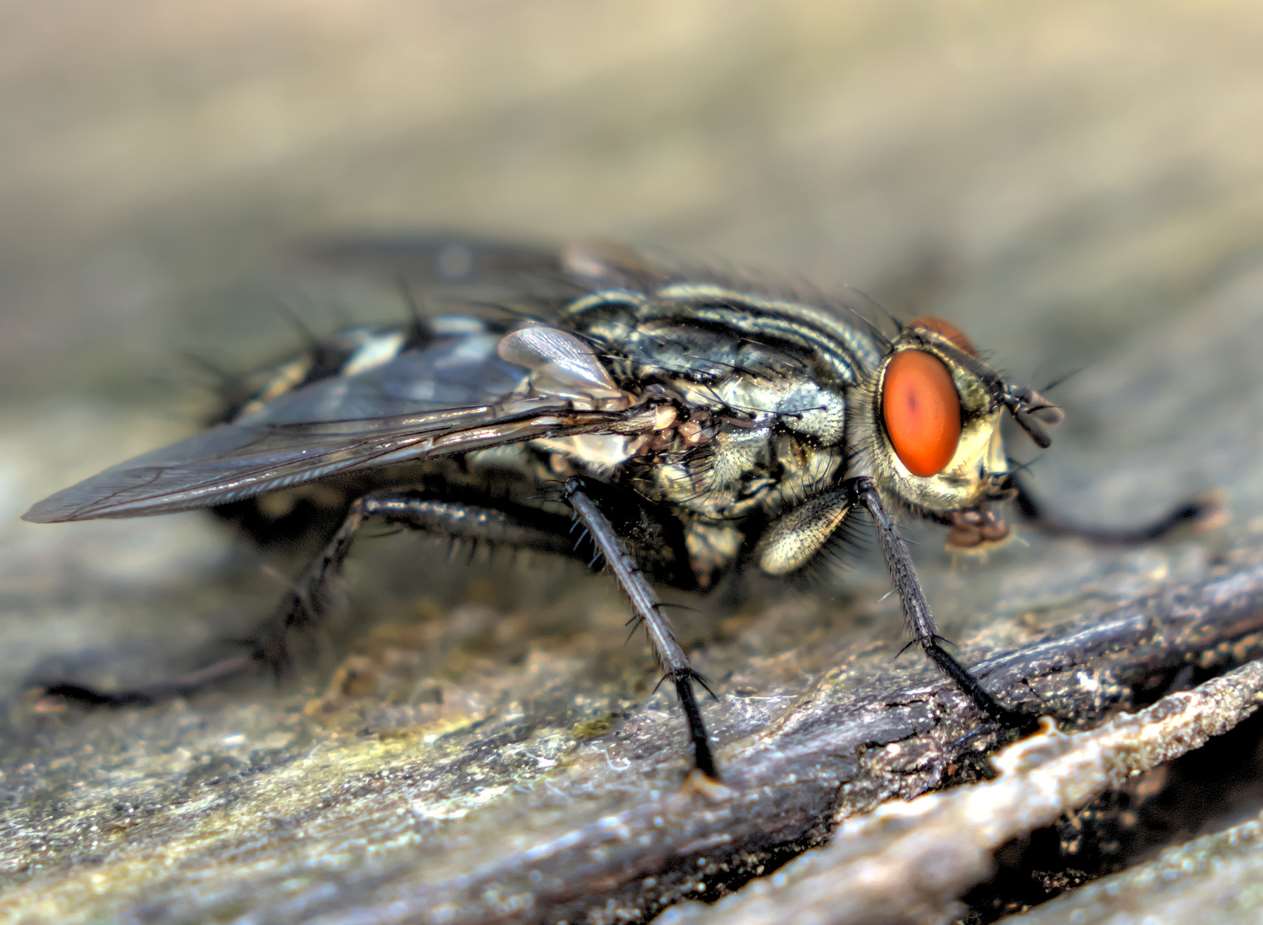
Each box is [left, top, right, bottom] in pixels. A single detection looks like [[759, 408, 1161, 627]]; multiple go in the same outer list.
[[657, 660, 1263, 925], [3, 3, 1263, 923]]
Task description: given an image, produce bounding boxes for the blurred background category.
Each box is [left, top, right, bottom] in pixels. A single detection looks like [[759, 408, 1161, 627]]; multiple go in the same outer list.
[[3, 2, 1262, 922], [5, 1, 1261, 393]]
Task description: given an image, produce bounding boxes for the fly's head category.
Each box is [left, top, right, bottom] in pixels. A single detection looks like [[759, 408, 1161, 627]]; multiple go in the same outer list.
[[863, 316, 1064, 548]]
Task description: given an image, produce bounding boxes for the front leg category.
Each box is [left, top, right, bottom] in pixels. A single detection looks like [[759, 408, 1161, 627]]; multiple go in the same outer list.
[[1009, 470, 1218, 545], [562, 476, 720, 779], [848, 477, 1033, 729]]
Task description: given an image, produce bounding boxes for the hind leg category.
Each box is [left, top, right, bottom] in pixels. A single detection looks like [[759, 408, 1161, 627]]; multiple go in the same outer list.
[[39, 491, 574, 706]]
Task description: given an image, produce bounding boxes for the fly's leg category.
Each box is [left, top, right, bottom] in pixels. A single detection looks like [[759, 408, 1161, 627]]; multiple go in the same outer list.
[[250, 494, 572, 671], [38, 492, 574, 707], [1008, 471, 1219, 545], [562, 476, 720, 779], [248, 495, 367, 673], [849, 477, 1034, 730], [39, 653, 256, 706]]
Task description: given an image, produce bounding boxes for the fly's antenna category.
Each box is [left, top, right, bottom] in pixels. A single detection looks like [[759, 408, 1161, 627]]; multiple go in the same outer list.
[[1002, 383, 1065, 449]]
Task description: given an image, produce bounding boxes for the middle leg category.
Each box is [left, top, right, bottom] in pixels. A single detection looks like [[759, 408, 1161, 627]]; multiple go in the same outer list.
[[562, 476, 720, 779]]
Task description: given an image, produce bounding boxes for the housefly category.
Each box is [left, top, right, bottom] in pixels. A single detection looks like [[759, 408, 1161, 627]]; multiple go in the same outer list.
[[23, 236, 1211, 779]]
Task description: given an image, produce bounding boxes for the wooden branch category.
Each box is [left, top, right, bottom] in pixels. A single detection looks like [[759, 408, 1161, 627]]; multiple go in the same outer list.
[[364, 553, 1263, 925]]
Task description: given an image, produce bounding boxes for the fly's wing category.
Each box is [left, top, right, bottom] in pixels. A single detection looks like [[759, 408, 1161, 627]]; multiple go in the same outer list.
[[303, 234, 588, 318], [24, 325, 635, 523], [306, 234, 575, 287], [306, 234, 894, 350], [304, 234, 697, 310]]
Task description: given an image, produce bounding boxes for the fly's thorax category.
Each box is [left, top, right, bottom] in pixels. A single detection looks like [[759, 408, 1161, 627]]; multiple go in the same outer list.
[[858, 322, 1009, 516], [697, 368, 849, 516], [569, 298, 856, 444], [645, 421, 771, 516], [631, 410, 847, 523], [546, 305, 856, 518], [696, 372, 848, 447]]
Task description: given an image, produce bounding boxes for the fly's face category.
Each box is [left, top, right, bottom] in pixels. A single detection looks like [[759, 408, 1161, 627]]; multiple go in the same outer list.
[[865, 317, 1064, 537]]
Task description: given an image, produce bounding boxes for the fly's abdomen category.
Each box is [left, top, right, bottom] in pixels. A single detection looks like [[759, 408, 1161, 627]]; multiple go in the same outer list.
[[209, 487, 351, 548], [204, 324, 414, 545]]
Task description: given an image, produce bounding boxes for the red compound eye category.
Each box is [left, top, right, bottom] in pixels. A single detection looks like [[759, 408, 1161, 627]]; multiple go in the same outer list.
[[909, 315, 977, 356], [882, 350, 962, 477]]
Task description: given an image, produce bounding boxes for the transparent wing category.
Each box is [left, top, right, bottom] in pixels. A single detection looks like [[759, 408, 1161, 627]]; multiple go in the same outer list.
[[302, 234, 587, 316], [304, 234, 690, 308], [305, 233, 894, 350], [25, 325, 634, 522]]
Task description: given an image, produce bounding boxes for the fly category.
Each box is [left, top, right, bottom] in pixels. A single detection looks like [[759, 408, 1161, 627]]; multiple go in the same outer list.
[[23, 236, 1213, 779]]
